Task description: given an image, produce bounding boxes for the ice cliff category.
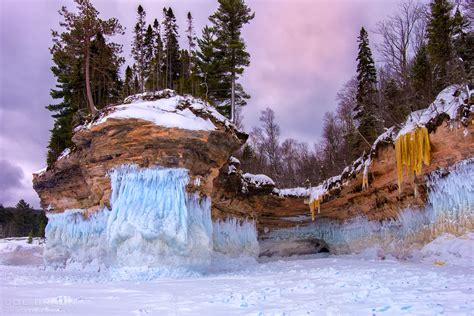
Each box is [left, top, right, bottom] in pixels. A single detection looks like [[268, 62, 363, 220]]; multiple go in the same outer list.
[[45, 165, 258, 268]]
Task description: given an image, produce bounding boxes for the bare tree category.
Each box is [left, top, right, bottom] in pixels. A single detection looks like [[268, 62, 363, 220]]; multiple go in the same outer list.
[[375, 0, 426, 85], [259, 108, 281, 180]]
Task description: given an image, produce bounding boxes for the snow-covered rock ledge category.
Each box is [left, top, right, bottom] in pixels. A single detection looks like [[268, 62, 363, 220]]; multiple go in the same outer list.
[[75, 89, 246, 140]]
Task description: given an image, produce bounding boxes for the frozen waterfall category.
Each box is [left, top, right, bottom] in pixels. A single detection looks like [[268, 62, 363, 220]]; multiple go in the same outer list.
[[44, 165, 257, 269]]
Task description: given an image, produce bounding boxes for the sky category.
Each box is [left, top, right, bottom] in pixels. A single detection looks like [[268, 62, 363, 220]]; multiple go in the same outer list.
[[0, 0, 401, 208]]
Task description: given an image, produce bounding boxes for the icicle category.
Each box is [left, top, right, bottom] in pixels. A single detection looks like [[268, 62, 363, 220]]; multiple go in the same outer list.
[[395, 126, 431, 192], [362, 158, 371, 191], [212, 218, 259, 257], [308, 196, 321, 221]]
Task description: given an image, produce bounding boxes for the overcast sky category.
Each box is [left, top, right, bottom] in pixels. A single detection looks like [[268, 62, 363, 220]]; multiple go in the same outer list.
[[0, 0, 401, 208]]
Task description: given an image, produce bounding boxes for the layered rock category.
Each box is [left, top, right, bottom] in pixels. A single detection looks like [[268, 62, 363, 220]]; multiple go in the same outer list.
[[212, 86, 474, 235], [33, 90, 247, 214]]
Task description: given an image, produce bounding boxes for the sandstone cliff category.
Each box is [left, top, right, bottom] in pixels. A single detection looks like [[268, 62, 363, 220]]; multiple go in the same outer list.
[[211, 86, 474, 235], [33, 90, 247, 214]]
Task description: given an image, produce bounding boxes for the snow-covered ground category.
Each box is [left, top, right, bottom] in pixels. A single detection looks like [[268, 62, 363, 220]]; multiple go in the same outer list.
[[1, 236, 473, 315]]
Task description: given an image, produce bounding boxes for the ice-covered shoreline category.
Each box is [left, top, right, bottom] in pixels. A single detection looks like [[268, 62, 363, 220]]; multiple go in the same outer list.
[[1, 234, 473, 315]]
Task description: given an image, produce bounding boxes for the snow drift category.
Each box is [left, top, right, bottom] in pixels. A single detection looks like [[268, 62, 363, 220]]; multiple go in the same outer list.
[[44, 165, 258, 270]]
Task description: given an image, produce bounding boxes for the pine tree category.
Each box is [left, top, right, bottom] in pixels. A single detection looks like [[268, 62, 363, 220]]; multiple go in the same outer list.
[[143, 24, 155, 91], [186, 12, 197, 95], [451, 7, 473, 85], [38, 218, 46, 238], [132, 63, 140, 93], [195, 26, 226, 103], [16, 199, 30, 210], [162, 7, 181, 90], [178, 49, 191, 95], [90, 32, 123, 109], [152, 19, 164, 91], [426, 0, 453, 91], [122, 65, 134, 97], [208, 0, 255, 119], [48, 0, 123, 166], [354, 27, 379, 150], [132, 5, 147, 92], [381, 78, 409, 125], [51, 0, 124, 116], [411, 45, 434, 107]]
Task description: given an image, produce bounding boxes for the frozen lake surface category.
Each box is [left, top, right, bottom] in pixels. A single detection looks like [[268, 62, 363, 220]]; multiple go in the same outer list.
[[1, 237, 473, 315]]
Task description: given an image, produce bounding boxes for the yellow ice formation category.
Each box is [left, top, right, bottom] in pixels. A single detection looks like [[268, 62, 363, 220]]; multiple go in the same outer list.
[[309, 197, 321, 221], [362, 162, 370, 191], [395, 126, 431, 192]]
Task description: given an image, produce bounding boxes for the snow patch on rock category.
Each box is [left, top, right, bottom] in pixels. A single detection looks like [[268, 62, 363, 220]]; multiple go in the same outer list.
[[397, 85, 470, 137], [242, 173, 275, 187], [77, 90, 241, 133], [420, 233, 474, 267]]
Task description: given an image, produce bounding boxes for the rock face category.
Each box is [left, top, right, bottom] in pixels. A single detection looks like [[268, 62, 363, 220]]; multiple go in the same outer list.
[[33, 91, 247, 214], [212, 87, 474, 235]]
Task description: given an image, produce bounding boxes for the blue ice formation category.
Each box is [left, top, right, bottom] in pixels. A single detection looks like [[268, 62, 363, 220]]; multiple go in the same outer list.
[[44, 208, 109, 266], [45, 165, 258, 268], [427, 158, 474, 224], [213, 218, 259, 257], [266, 158, 474, 254]]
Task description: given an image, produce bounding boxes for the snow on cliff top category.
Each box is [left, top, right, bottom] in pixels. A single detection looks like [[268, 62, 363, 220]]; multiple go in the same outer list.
[[397, 85, 471, 137], [278, 85, 472, 199], [243, 173, 275, 187], [79, 90, 235, 132]]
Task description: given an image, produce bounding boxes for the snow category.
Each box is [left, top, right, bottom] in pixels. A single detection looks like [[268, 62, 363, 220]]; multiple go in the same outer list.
[[227, 164, 237, 174], [43, 165, 258, 272], [57, 148, 71, 160], [371, 126, 396, 152], [420, 233, 474, 267], [242, 173, 275, 187], [397, 85, 470, 137], [1, 237, 474, 315], [229, 156, 240, 164], [76, 90, 239, 133], [276, 187, 311, 197], [309, 184, 326, 203], [0, 238, 44, 266], [97, 96, 216, 131], [32, 166, 47, 176]]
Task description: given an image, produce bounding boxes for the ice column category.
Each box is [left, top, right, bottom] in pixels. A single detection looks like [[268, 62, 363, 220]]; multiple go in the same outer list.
[[107, 165, 213, 268]]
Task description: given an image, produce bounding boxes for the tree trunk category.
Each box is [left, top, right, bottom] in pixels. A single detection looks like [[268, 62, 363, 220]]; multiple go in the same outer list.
[[84, 41, 97, 116]]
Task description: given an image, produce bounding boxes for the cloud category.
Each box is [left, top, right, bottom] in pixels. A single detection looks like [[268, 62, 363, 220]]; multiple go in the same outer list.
[[0, 160, 26, 206]]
